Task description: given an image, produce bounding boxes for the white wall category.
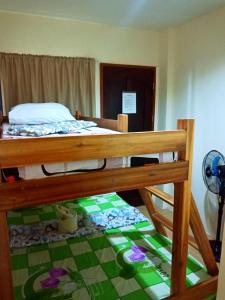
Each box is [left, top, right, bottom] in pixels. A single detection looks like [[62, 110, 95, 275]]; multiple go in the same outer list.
[[162, 6, 225, 236], [0, 11, 159, 116]]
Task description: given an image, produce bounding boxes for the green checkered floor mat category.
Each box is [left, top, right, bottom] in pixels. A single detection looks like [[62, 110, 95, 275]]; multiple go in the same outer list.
[[9, 193, 212, 300]]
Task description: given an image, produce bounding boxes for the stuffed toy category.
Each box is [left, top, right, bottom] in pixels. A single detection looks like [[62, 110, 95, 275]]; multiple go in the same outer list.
[[56, 205, 78, 233]]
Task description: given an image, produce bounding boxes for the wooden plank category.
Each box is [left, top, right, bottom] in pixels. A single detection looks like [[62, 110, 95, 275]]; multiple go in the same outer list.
[[0, 113, 7, 123], [171, 119, 194, 295], [145, 187, 218, 275], [145, 186, 174, 206], [0, 111, 3, 138], [0, 211, 13, 300], [139, 188, 167, 236], [76, 114, 118, 131], [0, 130, 187, 168], [151, 212, 173, 232], [0, 161, 188, 211], [145, 187, 218, 274], [190, 194, 218, 276], [0, 169, 13, 299], [165, 276, 217, 300], [75, 112, 128, 132], [151, 212, 198, 250]]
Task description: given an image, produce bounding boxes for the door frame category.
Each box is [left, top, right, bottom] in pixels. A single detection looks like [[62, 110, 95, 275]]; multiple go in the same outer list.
[[100, 63, 156, 130]]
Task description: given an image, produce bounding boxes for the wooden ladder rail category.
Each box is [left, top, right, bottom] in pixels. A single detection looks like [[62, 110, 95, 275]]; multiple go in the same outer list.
[[140, 187, 218, 276]]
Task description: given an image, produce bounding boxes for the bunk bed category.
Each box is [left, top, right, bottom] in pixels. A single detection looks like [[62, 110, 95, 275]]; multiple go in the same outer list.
[[0, 114, 218, 300]]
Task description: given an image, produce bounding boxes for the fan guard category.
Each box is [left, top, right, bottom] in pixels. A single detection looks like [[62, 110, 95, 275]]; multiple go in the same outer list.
[[202, 150, 225, 194]]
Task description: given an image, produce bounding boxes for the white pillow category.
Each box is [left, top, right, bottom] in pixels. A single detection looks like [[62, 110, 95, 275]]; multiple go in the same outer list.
[[9, 103, 76, 125]]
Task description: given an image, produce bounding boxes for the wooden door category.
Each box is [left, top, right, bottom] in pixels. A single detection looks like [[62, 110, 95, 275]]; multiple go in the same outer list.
[[100, 63, 156, 132], [100, 63, 156, 205]]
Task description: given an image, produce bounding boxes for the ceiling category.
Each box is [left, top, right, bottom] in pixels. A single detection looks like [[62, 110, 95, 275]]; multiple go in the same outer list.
[[0, 0, 225, 30]]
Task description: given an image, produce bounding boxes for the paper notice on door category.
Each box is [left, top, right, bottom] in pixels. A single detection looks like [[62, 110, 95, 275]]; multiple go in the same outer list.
[[122, 92, 136, 114]]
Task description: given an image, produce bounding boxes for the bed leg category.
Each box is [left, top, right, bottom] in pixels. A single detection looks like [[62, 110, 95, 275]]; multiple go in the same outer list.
[[170, 119, 194, 296], [0, 211, 13, 300], [171, 182, 191, 295]]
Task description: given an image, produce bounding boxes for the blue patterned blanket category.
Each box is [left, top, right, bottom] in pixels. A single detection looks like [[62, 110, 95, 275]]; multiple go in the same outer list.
[[7, 120, 97, 136], [9, 207, 148, 248]]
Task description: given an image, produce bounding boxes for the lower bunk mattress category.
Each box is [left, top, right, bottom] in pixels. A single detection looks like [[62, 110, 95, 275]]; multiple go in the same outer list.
[[8, 193, 213, 300]]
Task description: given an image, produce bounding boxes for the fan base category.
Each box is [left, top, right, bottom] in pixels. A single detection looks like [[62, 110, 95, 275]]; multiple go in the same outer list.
[[209, 240, 222, 262]]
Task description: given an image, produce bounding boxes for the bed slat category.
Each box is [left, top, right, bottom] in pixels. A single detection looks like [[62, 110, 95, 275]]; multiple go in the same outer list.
[[0, 161, 188, 211], [0, 130, 186, 168], [165, 276, 218, 300], [75, 112, 128, 132]]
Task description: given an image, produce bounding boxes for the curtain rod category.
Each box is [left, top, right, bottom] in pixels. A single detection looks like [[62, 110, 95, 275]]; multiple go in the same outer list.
[[0, 52, 96, 61]]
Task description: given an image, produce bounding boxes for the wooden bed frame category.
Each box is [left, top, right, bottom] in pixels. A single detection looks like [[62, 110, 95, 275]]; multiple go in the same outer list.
[[0, 115, 218, 300]]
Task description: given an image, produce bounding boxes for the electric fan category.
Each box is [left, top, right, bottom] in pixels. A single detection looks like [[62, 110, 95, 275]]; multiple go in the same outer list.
[[202, 150, 225, 262]]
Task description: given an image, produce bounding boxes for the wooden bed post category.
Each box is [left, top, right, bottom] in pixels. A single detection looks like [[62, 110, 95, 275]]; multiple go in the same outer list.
[[170, 119, 194, 296], [0, 213, 13, 300], [75, 110, 81, 120], [117, 114, 128, 132], [0, 111, 3, 138], [0, 111, 14, 299], [0, 173, 13, 300]]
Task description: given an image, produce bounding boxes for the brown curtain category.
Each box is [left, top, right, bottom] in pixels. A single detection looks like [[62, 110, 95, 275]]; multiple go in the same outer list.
[[0, 53, 96, 115]]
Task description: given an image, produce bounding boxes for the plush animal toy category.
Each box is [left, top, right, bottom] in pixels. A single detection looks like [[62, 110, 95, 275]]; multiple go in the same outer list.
[[56, 205, 78, 233]]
